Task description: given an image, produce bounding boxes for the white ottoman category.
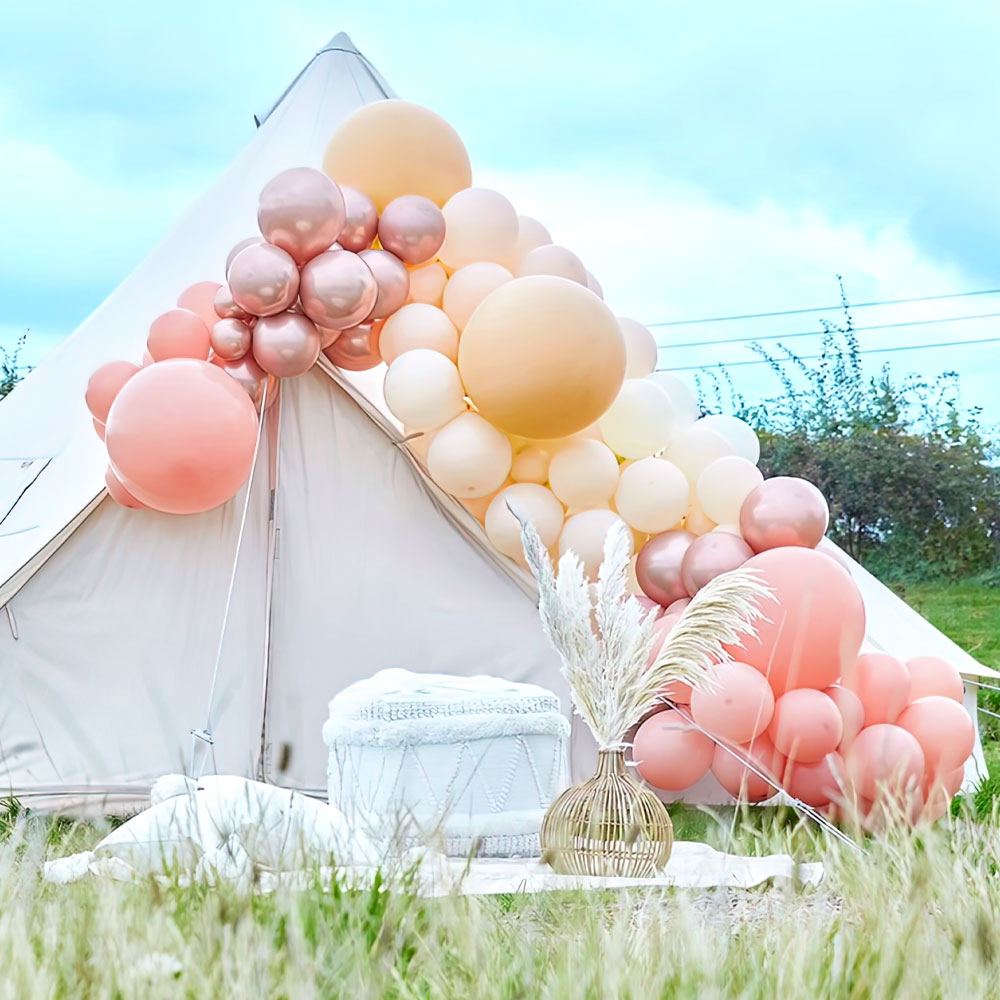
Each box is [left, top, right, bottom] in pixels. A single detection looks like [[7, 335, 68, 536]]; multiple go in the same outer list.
[[323, 669, 570, 857]]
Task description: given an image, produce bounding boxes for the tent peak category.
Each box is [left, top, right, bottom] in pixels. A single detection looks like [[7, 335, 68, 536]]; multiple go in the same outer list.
[[321, 31, 359, 55]]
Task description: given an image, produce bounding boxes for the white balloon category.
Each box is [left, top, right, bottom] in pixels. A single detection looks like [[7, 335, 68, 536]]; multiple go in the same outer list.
[[380, 303, 459, 364], [558, 510, 632, 579], [514, 215, 552, 262], [485, 483, 564, 562], [510, 444, 551, 484], [614, 458, 690, 534], [427, 412, 512, 499], [516, 244, 587, 285], [712, 523, 744, 536], [617, 318, 658, 378], [384, 350, 466, 432], [699, 414, 760, 464], [696, 455, 764, 525], [664, 420, 734, 485], [586, 270, 604, 299], [548, 439, 620, 509], [406, 261, 448, 306], [442, 262, 513, 330], [647, 371, 699, 426], [438, 188, 519, 270], [599, 379, 678, 459]]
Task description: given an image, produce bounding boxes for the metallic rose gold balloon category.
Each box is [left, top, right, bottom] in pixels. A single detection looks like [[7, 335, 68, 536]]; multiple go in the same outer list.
[[299, 250, 378, 330], [257, 167, 346, 266], [228, 243, 300, 317], [252, 311, 321, 378], [322, 319, 384, 371], [680, 532, 753, 596], [216, 353, 279, 411], [226, 237, 265, 275], [213, 283, 251, 321], [359, 248, 411, 319], [316, 325, 343, 349], [377, 195, 446, 265], [740, 476, 830, 553], [337, 186, 379, 253], [210, 318, 252, 361], [635, 530, 696, 606]]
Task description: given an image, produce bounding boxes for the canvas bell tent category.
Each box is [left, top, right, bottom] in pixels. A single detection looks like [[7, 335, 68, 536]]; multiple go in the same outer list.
[[0, 34, 993, 812]]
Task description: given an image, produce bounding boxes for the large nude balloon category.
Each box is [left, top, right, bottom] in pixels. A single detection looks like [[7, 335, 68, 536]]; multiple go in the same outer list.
[[322, 100, 472, 212], [459, 276, 626, 439]]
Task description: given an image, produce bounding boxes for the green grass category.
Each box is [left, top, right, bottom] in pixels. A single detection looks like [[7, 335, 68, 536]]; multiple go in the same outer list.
[[902, 578, 1000, 671]]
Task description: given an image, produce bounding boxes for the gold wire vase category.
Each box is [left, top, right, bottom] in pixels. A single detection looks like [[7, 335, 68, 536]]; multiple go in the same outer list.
[[540, 747, 673, 878]]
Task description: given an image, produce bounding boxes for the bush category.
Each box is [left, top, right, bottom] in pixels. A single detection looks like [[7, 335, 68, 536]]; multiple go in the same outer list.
[[0, 332, 28, 399]]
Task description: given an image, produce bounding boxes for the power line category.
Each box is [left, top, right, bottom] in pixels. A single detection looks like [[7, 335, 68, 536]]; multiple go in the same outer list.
[[656, 310, 1000, 352], [645, 286, 1000, 328]]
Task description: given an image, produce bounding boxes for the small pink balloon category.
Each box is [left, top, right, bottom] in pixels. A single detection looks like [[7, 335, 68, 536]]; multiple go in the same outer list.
[[906, 656, 964, 702], [846, 723, 925, 801], [226, 237, 265, 275], [645, 616, 674, 669], [768, 689, 843, 764], [711, 733, 785, 802], [85, 360, 141, 423], [147, 309, 211, 362], [141, 350, 154, 366], [228, 243, 300, 317], [214, 283, 251, 322], [316, 325, 343, 349], [377, 194, 447, 265], [359, 248, 411, 320], [93, 418, 106, 441], [924, 762, 965, 803], [896, 696, 974, 774], [634, 595, 662, 619], [823, 683, 866, 752], [105, 465, 146, 510], [690, 660, 775, 744], [337, 186, 379, 253], [252, 312, 321, 378], [322, 319, 384, 371], [680, 532, 753, 596], [842, 652, 911, 725], [216, 353, 278, 412], [635, 530, 696, 606], [660, 679, 692, 705], [782, 751, 845, 808], [740, 476, 830, 552], [210, 319, 252, 362], [664, 598, 691, 616], [176, 281, 223, 332], [257, 167, 346, 265], [632, 709, 715, 791], [300, 250, 378, 330]]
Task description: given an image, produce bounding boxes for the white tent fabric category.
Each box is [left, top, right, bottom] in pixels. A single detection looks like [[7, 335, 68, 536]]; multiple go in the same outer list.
[[0, 33, 992, 812]]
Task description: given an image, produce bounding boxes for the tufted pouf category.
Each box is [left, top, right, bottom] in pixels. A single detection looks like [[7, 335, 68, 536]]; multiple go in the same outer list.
[[323, 669, 571, 857]]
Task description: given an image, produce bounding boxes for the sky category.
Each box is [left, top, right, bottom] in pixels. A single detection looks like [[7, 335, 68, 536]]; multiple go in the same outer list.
[[2, 0, 999, 423]]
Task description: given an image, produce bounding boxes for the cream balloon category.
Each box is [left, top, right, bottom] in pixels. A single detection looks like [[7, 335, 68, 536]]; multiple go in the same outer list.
[[618, 318, 658, 378], [510, 445, 551, 485], [599, 379, 678, 459], [648, 371, 699, 426], [485, 483, 564, 562], [713, 523, 744, 536], [379, 303, 459, 365], [614, 458, 690, 534], [700, 414, 760, 463], [407, 261, 448, 306], [664, 420, 734, 484], [548, 439, 620, 509], [426, 412, 512, 499], [514, 216, 552, 262], [383, 350, 467, 432], [558, 510, 632, 580], [442, 262, 513, 330], [696, 455, 764, 525], [517, 244, 587, 285], [438, 188, 519, 270]]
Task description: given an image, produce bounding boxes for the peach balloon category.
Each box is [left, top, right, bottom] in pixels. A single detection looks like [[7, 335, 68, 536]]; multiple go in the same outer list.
[[316, 325, 342, 350], [632, 709, 715, 791], [617, 318, 658, 378], [514, 215, 552, 262], [615, 458, 690, 534], [782, 752, 845, 808], [824, 684, 866, 752], [740, 476, 830, 553], [210, 319, 252, 362], [252, 312, 321, 378], [105, 359, 259, 515], [337, 185, 379, 252], [377, 195, 446, 265], [896, 696, 975, 774], [93, 418, 106, 441], [600, 379, 679, 460], [407, 261, 448, 306], [105, 466, 146, 510], [768, 689, 843, 764], [690, 660, 775, 743], [213, 284, 251, 322], [225, 237, 264, 275], [846, 724, 925, 801], [257, 167, 346, 265], [558, 510, 631, 580], [680, 532, 753, 596], [516, 244, 587, 285], [442, 262, 513, 330], [548, 439, 620, 510], [176, 281, 223, 333], [228, 243, 300, 317], [426, 412, 512, 500], [86, 360, 141, 423], [635, 530, 696, 606], [842, 652, 912, 725], [459, 276, 626, 440], [322, 100, 472, 212], [438, 187, 519, 270], [907, 656, 964, 702], [383, 350, 466, 431], [697, 456, 764, 526], [664, 420, 733, 485], [322, 320, 384, 371], [510, 445, 551, 485], [147, 309, 211, 362], [299, 250, 378, 330], [711, 734, 785, 802], [358, 249, 410, 320], [379, 303, 459, 366], [485, 483, 564, 562], [683, 504, 717, 536]]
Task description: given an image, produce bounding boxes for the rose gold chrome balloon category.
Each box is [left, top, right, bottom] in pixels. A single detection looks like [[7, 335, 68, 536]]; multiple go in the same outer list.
[[226, 236, 265, 275], [216, 353, 279, 411], [337, 186, 378, 253], [740, 476, 830, 552], [680, 532, 753, 596], [257, 167, 346, 266], [299, 250, 378, 330], [316, 325, 343, 349], [252, 311, 321, 378], [228, 243, 300, 317], [377, 195, 446, 265], [635, 530, 696, 606], [213, 283, 251, 321], [359, 248, 411, 319], [211, 318, 252, 362], [322, 319, 384, 371]]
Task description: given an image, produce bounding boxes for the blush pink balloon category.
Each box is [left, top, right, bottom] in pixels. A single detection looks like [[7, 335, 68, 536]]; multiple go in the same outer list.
[[216, 353, 278, 412], [846, 723, 925, 801], [632, 709, 715, 791], [768, 689, 843, 764], [228, 243, 300, 317], [93, 418, 106, 441], [841, 652, 911, 725], [645, 616, 675, 670], [664, 598, 691, 616], [635, 595, 662, 619], [211, 319, 252, 362], [645, 614, 690, 704], [105, 359, 259, 515], [782, 751, 845, 808], [823, 684, 865, 752], [359, 248, 411, 320], [377, 195, 447, 265], [635, 530, 696, 606], [214, 283, 251, 322], [252, 312, 321, 378], [147, 309, 211, 362], [316, 325, 343, 349], [725, 546, 866, 694], [226, 237, 265, 275], [322, 319, 384, 371], [711, 733, 785, 802], [740, 476, 830, 552], [690, 660, 775, 743], [257, 167, 346, 265], [104, 466, 146, 510], [906, 656, 964, 702], [176, 281, 223, 332], [337, 186, 379, 253], [896, 696, 975, 774], [85, 360, 141, 423], [924, 762, 965, 810], [300, 250, 378, 330], [680, 532, 753, 596]]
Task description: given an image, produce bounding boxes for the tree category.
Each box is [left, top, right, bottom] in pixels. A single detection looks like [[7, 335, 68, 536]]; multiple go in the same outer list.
[[0, 333, 28, 400]]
